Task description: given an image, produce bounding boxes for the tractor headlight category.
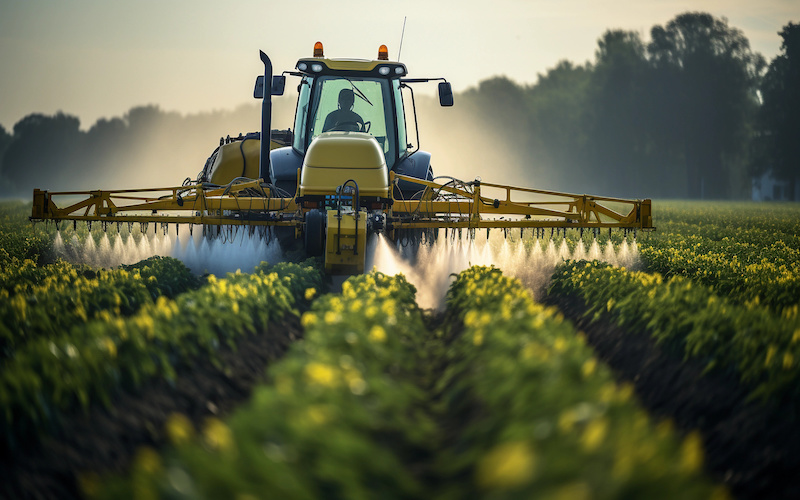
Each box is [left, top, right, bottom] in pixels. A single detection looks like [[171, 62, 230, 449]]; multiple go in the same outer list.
[[378, 66, 391, 75], [297, 62, 308, 71], [311, 63, 323, 73]]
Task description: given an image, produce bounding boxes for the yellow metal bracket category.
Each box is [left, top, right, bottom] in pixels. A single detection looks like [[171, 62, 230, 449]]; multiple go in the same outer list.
[[31, 180, 300, 228], [389, 173, 653, 231]]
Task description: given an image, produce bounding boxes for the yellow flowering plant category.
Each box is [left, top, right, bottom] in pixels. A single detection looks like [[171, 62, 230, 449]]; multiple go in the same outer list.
[[98, 271, 433, 500], [638, 201, 800, 310], [0, 256, 198, 362], [550, 260, 800, 403], [439, 265, 720, 499], [0, 261, 319, 449]]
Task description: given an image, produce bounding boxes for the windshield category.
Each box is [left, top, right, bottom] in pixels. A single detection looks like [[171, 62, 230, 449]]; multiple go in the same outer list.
[[303, 76, 399, 169]]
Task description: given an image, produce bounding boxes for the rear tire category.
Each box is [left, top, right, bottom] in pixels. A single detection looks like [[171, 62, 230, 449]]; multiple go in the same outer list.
[[304, 209, 325, 257]]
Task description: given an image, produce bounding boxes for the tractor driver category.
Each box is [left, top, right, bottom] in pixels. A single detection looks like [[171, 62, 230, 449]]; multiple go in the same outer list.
[[323, 88, 364, 132]]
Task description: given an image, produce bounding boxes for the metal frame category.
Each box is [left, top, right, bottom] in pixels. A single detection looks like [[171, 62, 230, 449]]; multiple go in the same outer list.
[[387, 173, 653, 230], [31, 172, 652, 232], [31, 180, 298, 227]]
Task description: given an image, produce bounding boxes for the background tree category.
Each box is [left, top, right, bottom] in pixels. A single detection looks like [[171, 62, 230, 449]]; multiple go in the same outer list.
[[758, 22, 800, 200], [647, 12, 763, 199], [0, 104, 265, 196], [586, 30, 651, 197], [0, 12, 776, 201], [1, 113, 84, 193], [525, 60, 593, 192], [0, 125, 11, 188]]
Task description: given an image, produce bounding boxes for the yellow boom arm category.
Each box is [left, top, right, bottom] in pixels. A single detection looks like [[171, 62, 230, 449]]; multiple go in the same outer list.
[[31, 173, 652, 232], [389, 173, 653, 231]]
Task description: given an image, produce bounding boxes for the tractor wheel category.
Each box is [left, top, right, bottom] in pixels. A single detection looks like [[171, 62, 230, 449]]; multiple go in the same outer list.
[[304, 209, 325, 257]]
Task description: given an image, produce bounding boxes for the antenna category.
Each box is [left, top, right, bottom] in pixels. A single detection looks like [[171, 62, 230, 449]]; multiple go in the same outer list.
[[397, 16, 407, 61]]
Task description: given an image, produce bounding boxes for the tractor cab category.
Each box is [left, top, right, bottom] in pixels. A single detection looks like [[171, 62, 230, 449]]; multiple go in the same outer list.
[[292, 50, 410, 173], [266, 43, 454, 199]]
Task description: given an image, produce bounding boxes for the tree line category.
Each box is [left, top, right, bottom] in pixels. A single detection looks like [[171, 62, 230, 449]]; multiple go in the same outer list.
[[1, 12, 797, 200], [422, 13, 797, 200], [0, 104, 270, 196]]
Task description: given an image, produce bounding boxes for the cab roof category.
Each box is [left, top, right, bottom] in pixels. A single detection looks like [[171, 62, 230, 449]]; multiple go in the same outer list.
[[295, 58, 408, 78]]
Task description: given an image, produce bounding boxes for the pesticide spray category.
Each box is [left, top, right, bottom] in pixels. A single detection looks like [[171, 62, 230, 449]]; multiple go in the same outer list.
[[53, 224, 283, 276], [52, 222, 638, 309], [365, 230, 639, 310]]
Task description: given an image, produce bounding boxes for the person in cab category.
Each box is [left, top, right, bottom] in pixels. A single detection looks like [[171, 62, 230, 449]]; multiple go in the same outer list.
[[323, 88, 364, 132]]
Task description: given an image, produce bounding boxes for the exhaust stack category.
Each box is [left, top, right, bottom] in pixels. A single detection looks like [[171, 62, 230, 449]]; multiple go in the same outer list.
[[259, 50, 272, 183]]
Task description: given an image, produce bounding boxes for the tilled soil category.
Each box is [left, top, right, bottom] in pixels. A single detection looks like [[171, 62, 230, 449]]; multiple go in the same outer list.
[[1, 316, 302, 500], [546, 293, 800, 500]]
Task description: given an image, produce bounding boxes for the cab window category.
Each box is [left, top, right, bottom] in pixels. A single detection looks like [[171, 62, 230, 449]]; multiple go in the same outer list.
[[292, 76, 312, 154], [308, 76, 398, 169]]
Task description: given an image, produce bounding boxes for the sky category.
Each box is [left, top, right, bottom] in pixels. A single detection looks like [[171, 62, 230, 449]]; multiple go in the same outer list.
[[0, 0, 797, 132]]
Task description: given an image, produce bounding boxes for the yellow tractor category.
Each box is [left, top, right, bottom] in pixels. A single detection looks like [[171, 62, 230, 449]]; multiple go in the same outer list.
[[31, 43, 653, 274]]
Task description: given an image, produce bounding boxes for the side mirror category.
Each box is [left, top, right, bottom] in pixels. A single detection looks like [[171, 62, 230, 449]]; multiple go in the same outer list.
[[254, 75, 286, 99], [254, 76, 265, 99], [438, 82, 454, 107], [271, 75, 286, 96]]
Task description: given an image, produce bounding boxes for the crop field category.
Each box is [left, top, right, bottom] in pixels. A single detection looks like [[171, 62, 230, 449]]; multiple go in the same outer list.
[[1, 199, 799, 499]]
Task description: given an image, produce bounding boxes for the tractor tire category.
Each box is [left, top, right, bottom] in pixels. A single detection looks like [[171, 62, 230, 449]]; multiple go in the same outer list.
[[304, 209, 325, 257]]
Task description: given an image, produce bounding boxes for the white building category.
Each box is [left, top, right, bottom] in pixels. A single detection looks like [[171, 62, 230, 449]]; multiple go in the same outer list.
[[752, 170, 798, 201]]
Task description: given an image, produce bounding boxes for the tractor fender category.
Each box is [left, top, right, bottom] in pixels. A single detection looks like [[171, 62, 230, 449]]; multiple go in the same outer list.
[[393, 151, 434, 198], [269, 146, 303, 197]]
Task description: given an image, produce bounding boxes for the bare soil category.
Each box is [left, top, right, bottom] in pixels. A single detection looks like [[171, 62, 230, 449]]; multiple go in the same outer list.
[[546, 293, 800, 500], [0, 316, 302, 500]]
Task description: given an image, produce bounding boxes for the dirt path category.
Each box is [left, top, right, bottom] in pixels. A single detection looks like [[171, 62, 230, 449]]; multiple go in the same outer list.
[[1, 316, 302, 500], [546, 293, 800, 500]]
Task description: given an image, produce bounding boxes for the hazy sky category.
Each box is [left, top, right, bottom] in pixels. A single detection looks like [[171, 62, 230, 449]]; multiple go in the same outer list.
[[0, 0, 796, 131]]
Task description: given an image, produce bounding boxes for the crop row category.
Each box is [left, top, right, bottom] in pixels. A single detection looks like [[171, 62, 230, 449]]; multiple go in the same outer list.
[[549, 260, 800, 403], [640, 234, 799, 310], [0, 256, 200, 358], [637, 202, 800, 310], [438, 266, 720, 499], [643, 201, 800, 246], [0, 201, 167, 269], [96, 267, 722, 499], [0, 260, 323, 449], [97, 271, 432, 499], [0, 202, 53, 266]]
